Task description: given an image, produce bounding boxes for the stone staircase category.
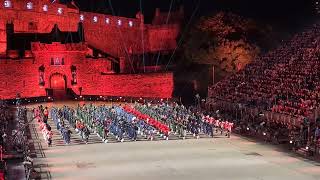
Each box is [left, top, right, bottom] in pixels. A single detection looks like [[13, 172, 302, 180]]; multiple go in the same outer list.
[[52, 90, 68, 101]]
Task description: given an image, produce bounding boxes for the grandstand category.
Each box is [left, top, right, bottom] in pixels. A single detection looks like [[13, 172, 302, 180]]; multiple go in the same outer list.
[[207, 22, 320, 154]]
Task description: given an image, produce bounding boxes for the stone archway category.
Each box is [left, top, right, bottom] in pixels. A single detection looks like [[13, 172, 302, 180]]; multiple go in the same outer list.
[[50, 73, 66, 90], [50, 73, 67, 100]]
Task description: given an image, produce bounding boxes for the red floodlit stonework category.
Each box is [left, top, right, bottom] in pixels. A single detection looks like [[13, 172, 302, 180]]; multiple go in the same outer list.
[[0, 41, 174, 99], [0, 0, 180, 99]]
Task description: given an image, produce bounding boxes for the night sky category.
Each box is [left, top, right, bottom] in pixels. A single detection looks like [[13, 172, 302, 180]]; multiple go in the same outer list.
[[59, 0, 318, 31], [68, 0, 315, 20]]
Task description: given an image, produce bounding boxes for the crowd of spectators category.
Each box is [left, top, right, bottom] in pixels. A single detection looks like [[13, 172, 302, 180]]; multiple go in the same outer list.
[[0, 102, 11, 153], [209, 23, 320, 118], [0, 101, 36, 180], [207, 23, 320, 154], [0, 101, 10, 180], [0, 102, 29, 180]]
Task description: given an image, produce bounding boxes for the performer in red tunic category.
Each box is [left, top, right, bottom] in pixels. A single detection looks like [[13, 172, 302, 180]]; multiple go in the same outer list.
[[220, 121, 225, 135], [226, 122, 234, 138]]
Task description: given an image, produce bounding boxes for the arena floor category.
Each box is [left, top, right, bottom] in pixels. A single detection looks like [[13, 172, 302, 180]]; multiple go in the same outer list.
[[31, 102, 320, 180]]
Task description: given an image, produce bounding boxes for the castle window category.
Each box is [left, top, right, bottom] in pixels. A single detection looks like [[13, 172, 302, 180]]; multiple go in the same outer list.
[[51, 57, 64, 66], [43, 4, 48, 12], [26, 2, 33, 10], [57, 7, 63, 15], [38, 65, 45, 86], [4, 0, 12, 8], [105, 18, 110, 24], [71, 65, 77, 85], [54, 57, 60, 65], [80, 14, 84, 21], [117, 19, 122, 26], [93, 16, 98, 23], [129, 21, 133, 27]]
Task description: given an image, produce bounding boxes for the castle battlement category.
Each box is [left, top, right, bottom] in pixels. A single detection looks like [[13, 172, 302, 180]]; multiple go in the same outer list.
[[0, 0, 78, 14], [0, 1, 177, 100], [80, 11, 142, 29]]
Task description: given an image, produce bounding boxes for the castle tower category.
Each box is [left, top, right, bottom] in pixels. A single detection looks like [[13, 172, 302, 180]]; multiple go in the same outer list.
[[136, 11, 144, 27]]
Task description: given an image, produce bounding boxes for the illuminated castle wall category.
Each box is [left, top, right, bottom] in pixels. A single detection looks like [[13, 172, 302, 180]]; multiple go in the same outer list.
[[0, 0, 180, 99]]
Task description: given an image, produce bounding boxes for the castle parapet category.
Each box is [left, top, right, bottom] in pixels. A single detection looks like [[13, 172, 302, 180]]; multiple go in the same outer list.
[[80, 11, 141, 29], [0, 0, 79, 33], [0, 0, 78, 14]]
